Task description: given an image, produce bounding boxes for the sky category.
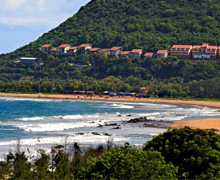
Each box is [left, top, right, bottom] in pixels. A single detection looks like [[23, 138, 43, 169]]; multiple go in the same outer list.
[[0, 0, 91, 54]]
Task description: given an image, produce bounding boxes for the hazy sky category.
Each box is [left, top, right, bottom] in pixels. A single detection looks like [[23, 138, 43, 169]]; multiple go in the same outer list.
[[0, 0, 91, 54]]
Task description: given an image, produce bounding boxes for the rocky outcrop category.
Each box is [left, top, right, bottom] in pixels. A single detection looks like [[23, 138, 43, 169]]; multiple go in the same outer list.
[[105, 123, 118, 126], [127, 117, 173, 123]]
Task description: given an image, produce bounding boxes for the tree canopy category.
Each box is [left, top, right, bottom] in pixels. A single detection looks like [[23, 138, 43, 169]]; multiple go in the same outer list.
[[143, 127, 220, 179]]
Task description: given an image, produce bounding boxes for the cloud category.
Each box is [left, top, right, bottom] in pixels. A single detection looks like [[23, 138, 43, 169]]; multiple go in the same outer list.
[[0, 0, 91, 54], [2, 0, 27, 11], [0, 0, 91, 26], [0, 16, 51, 26]]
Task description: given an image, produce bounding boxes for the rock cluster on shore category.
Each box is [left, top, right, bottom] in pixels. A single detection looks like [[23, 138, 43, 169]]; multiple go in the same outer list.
[[126, 117, 172, 129]]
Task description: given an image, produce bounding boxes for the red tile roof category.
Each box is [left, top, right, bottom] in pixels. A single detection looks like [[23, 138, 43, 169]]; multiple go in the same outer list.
[[202, 43, 209, 47], [69, 46, 78, 50], [172, 45, 192, 49], [110, 47, 122, 51], [120, 51, 131, 55], [89, 48, 101, 52], [140, 87, 149, 90], [157, 50, 168, 54], [78, 44, 91, 48], [41, 44, 51, 48], [192, 45, 202, 48], [50, 47, 57, 51], [58, 44, 70, 48], [99, 49, 110, 52], [144, 52, 154, 57], [131, 49, 142, 53], [207, 46, 217, 49]]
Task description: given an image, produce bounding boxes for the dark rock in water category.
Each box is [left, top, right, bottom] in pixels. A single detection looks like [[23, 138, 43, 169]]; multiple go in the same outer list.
[[97, 124, 103, 128], [103, 132, 112, 136], [116, 114, 121, 117], [76, 133, 84, 135], [127, 114, 132, 117], [53, 145, 64, 149], [92, 132, 101, 135], [127, 117, 148, 123], [113, 126, 121, 129], [105, 123, 117, 126], [89, 121, 95, 124], [127, 117, 173, 124]]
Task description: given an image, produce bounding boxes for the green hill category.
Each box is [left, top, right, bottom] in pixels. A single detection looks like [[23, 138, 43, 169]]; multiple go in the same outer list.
[[1, 0, 220, 98], [2, 0, 220, 57]]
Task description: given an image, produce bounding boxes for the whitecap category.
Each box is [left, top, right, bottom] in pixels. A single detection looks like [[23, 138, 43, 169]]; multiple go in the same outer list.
[[84, 114, 100, 118], [62, 115, 83, 119], [16, 117, 44, 121], [110, 103, 134, 109], [19, 121, 96, 132]]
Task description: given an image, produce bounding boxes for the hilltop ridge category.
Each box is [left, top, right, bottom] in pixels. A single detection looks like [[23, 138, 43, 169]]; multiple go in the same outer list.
[[2, 0, 220, 58]]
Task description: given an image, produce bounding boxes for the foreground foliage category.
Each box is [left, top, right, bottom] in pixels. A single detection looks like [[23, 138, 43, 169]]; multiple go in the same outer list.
[[144, 127, 220, 179], [1, 128, 220, 179], [0, 143, 177, 179], [84, 143, 177, 179]]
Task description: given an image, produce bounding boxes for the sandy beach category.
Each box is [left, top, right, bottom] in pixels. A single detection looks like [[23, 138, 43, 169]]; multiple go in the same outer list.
[[170, 118, 220, 134], [1, 92, 220, 133]]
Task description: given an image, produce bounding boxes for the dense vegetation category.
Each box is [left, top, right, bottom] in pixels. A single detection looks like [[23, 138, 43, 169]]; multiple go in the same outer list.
[[1, 128, 220, 179], [144, 127, 220, 179], [1, 54, 220, 98]]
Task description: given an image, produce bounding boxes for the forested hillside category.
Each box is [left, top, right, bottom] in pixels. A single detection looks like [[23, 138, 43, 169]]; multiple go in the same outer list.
[[1, 0, 220, 98], [2, 0, 220, 57]]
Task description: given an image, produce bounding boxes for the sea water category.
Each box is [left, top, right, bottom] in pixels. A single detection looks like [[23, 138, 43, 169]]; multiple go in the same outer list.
[[0, 97, 220, 160]]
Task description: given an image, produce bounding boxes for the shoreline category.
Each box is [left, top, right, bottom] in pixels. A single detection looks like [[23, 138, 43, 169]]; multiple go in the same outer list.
[[1, 92, 220, 133], [1, 92, 220, 108]]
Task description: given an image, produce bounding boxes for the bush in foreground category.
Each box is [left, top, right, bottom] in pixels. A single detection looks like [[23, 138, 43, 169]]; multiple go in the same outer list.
[[83, 143, 177, 179], [143, 127, 220, 179]]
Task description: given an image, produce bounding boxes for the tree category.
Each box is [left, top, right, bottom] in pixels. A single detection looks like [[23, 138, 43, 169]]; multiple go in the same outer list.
[[84, 143, 177, 179], [143, 127, 220, 179]]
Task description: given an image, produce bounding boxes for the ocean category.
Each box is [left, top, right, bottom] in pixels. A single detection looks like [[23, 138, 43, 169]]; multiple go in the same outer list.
[[0, 97, 220, 160]]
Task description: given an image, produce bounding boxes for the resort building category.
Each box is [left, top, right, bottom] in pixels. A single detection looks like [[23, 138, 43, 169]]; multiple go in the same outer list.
[[170, 45, 192, 59], [68, 46, 78, 55], [99, 49, 110, 55], [57, 44, 71, 55], [78, 44, 92, 53], [156, 50, 168, 59], [192, 43, 218, 59], [130, 49, 143, 58], [89, 48, 101, 54], [139, 87, 149, 95], [40, 44, 51, 52], [120, 51, 131, 58], [108, 47, 123, 58], [143, 52, 154, 60], [50, 47, 57, 55], [20, 57, 39, 66]]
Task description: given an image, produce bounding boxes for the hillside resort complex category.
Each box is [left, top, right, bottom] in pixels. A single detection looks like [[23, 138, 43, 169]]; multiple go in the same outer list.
[[19, 43, 220, 66], [40, 43, 220, 60]]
